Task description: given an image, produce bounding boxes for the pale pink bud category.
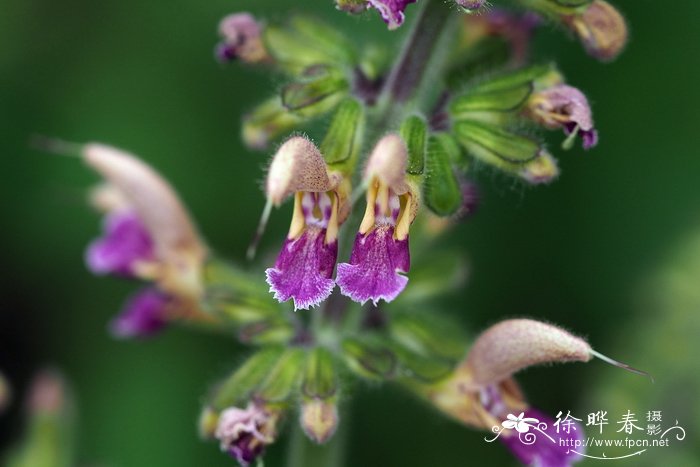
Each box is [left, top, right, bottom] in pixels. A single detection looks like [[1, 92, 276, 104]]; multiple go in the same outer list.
[[266, 137, 334, 205], [568, 0, 627, 62], [465, 319, 592, 386], [364, 134, 409, 194]]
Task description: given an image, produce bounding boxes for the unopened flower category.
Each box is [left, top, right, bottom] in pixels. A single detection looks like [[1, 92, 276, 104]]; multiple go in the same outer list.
[[83, 143, 207, 301], [215, 403, 279, 467], [526, 85, 598, 150], [109, 287, 171, 339], [0, 372, 11, 412], [265, 137, 349, 310], [337, 134, 417, 305], [215, 13, 269, 64], [564, 0, 627, 62], [301, 399, 339, 444], [417, 319, 593, 466], [519, 151, 560, 185]]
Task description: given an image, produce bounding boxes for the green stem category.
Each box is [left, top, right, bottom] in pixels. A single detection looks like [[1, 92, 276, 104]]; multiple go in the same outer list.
[[379, 0, 456, 125], [286, 412, 347, 467]]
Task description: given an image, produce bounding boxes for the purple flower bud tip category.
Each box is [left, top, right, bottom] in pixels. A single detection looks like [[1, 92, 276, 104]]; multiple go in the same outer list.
[[500, 408, 584, 467], [336, 226, 410, 305], [529, 85, 598, 150], [367, 0, 417, 30], [216, 12, 267, 64], [109, 288, 170, 339], [86, 210, 155, 278], [266, 228, 338, 311]]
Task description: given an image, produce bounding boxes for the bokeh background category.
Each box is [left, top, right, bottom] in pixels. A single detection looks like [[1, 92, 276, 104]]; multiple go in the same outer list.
[[1, 0, 699, 465]]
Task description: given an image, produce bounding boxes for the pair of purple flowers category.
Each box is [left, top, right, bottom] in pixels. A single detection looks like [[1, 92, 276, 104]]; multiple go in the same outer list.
[[265, 134, 416, 310]]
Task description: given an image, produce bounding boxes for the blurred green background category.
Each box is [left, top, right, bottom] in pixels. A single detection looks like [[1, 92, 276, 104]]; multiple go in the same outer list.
[[1, 0, 699, 465]]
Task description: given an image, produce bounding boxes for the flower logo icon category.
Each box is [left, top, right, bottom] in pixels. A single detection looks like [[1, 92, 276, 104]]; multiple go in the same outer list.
[[502, 413, 540, 434]]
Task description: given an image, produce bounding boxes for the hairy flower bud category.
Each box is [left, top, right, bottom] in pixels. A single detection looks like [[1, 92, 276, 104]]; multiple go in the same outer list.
[[28, 370, 67, 416], [518, 151, 560, 185], [266, 137, 335, 206], [566, 0, 627, 62], [465, 319, 592, 387], [83, 143, 207, 299], [215, 403, 279, 466], [301, 399, 339, 444], [456, 0, 486, 11], [336, 0, 369, 14], [216, 13, 269, 64], [199, 406, 220, 440]]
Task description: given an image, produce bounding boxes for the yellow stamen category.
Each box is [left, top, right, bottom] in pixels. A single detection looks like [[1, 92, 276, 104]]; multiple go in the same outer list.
[[287, 192, 306, 239], [394, 193, 412, 241], [359, 180, 378, 235], [325, 192, 340, 244]]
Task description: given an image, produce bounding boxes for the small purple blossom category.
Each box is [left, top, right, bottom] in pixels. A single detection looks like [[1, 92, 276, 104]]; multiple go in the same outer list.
[[266, 192, 339, 310], [86, 210, 155, 278], [367, 0, 417, 30], [528, 85, 598, 150], [109, 287, 170, 339], [337, 224, 410, 305], [215, 403, 276, 467], [216, 13, 268, 64]]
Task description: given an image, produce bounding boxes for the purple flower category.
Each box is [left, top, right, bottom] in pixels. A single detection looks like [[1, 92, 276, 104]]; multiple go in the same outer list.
[[499, 408, 584, 467], [110, 287, 170, 338], [215, 403, 278, 467], [86, 210, 155, 278], [527, 85, 598, 150], [337, 134, 416, 305], [264, 137, 348, 310], [266, 193, 339, 310], [216, 13, 269, 64], [367, 0, 417, 30]]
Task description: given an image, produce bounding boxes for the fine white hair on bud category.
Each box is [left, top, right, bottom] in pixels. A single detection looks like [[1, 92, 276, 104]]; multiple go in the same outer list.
[[82, 143, 206, 265], [364, 133, 409, 194], [465, 319, 592, 386], [266, 136, 332, 205]]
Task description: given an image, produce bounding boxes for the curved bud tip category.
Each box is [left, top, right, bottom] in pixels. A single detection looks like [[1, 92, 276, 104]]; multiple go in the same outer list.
[[266, 137, 331, 205], [456, 0, 486, 12], [365, 133, 408, 191], [571, 0, 627, 62], [367, 0, 416, 30], [198, 406, 220, 439], [466, 319, 592, 386], [301, 399, 339, 444]]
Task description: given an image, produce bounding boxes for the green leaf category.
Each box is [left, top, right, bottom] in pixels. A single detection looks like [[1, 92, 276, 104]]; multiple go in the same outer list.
[[320, 98, 365, 166], [390, 342, 455, 383], [288, 16, 357, 66], [282, 66, 349, 117], [238, 320, 295, 345], [552, 0, 592, 7], [390, 312, 469, 360], [469, 64, 551, 94], [450, 82, 532, 115], [341, 338, 396, 380], [302, 347, 337, 399], [213, 347, 285, 410], [453, 120, 540, 164], [257, 348, 306, 402], [423, 134, 463, 216], [400, 115, 428, 175]]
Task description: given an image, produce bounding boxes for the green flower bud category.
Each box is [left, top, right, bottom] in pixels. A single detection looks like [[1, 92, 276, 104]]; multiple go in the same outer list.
[[198, 406, 219, 440], [400, 115, 427, 175], [423, 134, 462, 217], [389, 341, 455, 383], [238, 320, 295, 345], [242, 97, 304, 150], [320, 98, 365, 167], [256, 348, 306, 402], [302, 348, 338, 400], [341, 338, 396, 380], [453, 120, 540, 173], [212, 347, 285, 410], [282, 66, 349, 118], [390, 311, 469, 360]]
